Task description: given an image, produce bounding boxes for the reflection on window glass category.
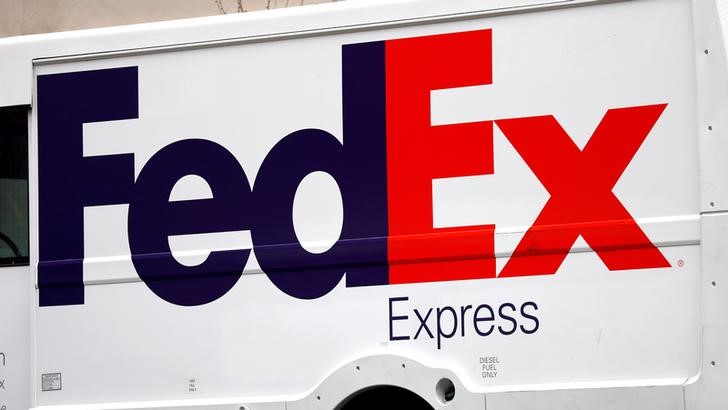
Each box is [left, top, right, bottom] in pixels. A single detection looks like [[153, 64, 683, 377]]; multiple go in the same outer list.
[[0, 107, 28, 265]]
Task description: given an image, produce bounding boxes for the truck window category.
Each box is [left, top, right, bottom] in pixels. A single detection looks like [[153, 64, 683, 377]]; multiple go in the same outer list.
[[0, 107, 28, 266]]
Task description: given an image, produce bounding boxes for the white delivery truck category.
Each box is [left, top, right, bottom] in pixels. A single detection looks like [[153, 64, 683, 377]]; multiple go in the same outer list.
[[1, 0, 728, 408]]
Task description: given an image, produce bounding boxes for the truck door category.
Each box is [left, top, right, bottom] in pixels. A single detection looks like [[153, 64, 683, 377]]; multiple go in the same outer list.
[[0, 106, 31, 410]]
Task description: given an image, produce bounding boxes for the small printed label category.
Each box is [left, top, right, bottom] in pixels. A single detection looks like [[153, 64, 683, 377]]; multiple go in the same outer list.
[[41, 373, 61, 392], [479, 356, 500, 379]]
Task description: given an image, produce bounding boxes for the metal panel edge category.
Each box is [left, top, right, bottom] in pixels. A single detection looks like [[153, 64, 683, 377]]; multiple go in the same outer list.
[[0, 0, 611, 108]]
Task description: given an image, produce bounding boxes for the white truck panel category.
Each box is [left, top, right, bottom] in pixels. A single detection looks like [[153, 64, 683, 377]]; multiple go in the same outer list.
[[2, 0, 728, 409]]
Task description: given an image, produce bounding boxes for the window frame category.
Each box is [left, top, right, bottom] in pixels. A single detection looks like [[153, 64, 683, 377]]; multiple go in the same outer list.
[[0, 105, 30, 267]]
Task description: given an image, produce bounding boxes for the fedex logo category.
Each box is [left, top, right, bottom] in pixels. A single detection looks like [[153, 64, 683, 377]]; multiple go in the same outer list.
[[37, 29, 669, 307]]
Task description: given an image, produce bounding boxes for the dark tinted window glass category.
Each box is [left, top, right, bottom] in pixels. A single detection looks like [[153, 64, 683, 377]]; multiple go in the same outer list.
[[0, 107, 29, 265]]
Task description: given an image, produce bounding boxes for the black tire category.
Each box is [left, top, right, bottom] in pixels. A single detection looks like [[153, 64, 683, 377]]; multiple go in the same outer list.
[[337, 385, 434, 410]]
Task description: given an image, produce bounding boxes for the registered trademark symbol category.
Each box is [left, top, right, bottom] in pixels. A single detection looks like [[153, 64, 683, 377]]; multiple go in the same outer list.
[[677, 259, 685, 268]]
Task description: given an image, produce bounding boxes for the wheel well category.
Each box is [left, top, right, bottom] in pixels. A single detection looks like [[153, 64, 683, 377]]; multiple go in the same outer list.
[[336, 385, 434, 410]]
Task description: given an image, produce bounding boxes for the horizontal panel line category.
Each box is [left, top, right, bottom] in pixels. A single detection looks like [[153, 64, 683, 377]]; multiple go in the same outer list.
[[70, 239, 698, 289], [34, 214, 700, 289], [30, 0, 585, 65]]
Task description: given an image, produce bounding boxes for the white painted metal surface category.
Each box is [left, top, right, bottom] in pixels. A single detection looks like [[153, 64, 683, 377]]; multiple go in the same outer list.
[[1, 0, 728, 409], [0, 266, 32, 410]]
